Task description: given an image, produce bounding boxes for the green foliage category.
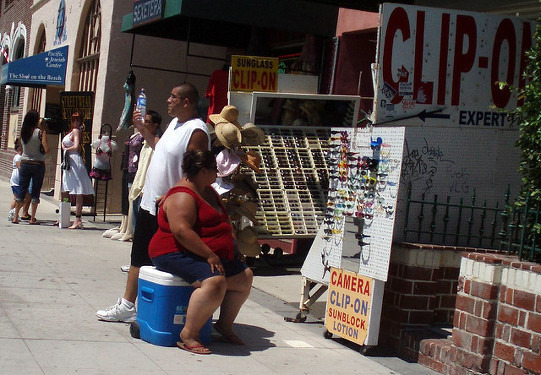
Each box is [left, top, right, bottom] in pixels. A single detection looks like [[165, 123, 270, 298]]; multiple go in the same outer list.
[[515, 15, 541, 206]]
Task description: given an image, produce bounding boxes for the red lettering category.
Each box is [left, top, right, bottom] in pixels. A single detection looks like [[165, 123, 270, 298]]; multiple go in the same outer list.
[[331, 269, 337, 285], [452, 15, 477, 106], [491, 19, 516, 109], [343, 274, 350, 290], [437, 13, 450, 105], [268, 72, 277, 91], [360, 319, 366, 330], [261, 71, 268, 90], [518, 21, 532, 106], [356, 278, 363, 294], [232, 71, 240, 90], [383, 7, 410, 104], [351, 276, 357, 292], [251, 71, 257, 90], [414, 11, 433, 105], [364, 281, 370, 296]]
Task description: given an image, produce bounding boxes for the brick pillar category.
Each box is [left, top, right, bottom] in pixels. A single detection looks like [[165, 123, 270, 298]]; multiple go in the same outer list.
[[451, 254, 501, 373]]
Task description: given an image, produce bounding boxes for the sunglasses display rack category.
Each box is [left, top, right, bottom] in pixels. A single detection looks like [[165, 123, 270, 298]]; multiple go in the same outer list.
[[241, 126, 332, 238], [300, 126, 406, 283]]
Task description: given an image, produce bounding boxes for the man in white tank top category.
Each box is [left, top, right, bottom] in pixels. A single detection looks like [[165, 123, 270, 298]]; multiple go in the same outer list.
[[97, 82, 210, 322]]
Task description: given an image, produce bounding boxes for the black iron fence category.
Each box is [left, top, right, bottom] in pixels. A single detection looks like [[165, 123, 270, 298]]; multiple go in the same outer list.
[[403, 183, 541, 263]]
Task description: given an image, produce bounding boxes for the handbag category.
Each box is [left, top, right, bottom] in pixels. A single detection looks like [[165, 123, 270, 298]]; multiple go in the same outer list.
[[60, 152, 70, 171]]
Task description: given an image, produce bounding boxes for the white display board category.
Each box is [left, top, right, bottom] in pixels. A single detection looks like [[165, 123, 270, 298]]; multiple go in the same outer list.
[[372, 3, 536, 127], [301, 126, 405, 283]]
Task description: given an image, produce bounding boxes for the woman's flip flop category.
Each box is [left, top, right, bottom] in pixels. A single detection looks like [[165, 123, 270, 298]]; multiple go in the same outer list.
[[176, 341, 211, 355]]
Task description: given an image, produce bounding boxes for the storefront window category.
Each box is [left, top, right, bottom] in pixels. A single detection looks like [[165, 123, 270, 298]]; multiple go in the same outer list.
[[11, 41, 25, 110], [30, 30, 46, 111], [76, 0, 101, 92]]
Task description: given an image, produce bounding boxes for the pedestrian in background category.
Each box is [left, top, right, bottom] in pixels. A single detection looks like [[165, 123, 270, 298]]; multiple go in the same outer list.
[[8, 138, 31, 221], [61, 112, 94, 229], [12, 110, 49, 224]]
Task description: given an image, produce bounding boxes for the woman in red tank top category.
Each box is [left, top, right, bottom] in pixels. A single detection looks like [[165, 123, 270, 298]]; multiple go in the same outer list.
[[149, 150, 253, 355]]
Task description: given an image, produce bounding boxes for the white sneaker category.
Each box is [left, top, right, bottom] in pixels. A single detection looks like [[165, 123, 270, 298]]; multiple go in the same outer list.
[[111, 232, 124, 241], [8, 209, 14, 222], [102, 228, 120, 238], [120, 265, 130, 272], [96, 298, 136, 322]]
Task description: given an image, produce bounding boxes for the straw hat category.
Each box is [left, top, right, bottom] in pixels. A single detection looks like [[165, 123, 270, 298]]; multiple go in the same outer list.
[[216, 149, 240, 177], [240, 150, 262, 174], [215, 122, 242, 149], [237, 226, 261, 257], [209, 105, 242, 129], [241, 123, 266, 146], [233, 201, 259, 224]]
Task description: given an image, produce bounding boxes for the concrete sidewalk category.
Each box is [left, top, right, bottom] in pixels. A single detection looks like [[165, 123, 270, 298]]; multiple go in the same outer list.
[[0, 179, 436, 374]]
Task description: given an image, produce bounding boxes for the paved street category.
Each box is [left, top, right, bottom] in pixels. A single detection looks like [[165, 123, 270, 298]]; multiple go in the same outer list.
[[0, 179, 436, 374]]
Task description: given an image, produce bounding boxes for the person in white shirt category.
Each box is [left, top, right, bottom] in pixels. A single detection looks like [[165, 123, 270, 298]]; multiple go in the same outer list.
[[97, 82, 210, 322], [9, 139, 30, 221]]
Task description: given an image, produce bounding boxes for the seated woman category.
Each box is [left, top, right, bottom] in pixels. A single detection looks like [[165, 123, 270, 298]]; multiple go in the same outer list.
[[148, 150, 253, 355]]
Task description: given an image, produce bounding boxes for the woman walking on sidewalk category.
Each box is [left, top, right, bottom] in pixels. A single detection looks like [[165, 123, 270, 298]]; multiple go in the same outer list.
[[12, 110, 49, 224], [61, 112, 94, 229]]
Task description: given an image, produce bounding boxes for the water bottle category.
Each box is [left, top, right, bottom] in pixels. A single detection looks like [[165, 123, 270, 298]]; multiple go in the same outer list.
[[136, 88, 146, 123]]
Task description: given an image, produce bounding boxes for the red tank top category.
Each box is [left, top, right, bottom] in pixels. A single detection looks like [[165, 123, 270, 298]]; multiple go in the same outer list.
[[148, 185, 234, 260]]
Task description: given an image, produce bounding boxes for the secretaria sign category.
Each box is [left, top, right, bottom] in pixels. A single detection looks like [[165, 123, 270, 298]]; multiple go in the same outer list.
[[372, 4, 536, 127]]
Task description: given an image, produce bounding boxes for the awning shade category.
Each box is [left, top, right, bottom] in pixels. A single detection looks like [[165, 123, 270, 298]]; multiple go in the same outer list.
[[121, 0, 341, 48], [0, 46, 68, 87]]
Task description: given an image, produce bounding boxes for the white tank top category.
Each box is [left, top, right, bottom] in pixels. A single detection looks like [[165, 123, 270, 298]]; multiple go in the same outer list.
[[140, 117, 210, 216]]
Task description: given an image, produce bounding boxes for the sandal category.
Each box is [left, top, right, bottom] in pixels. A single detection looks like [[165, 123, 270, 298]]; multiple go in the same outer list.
[[29, 219, 39, 225], [20, 215, 31, 221], [176, 341, 211, 355]]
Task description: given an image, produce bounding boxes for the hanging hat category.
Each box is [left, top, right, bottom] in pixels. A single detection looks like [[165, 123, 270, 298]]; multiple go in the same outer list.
[[239, 150, 262, 174], [209, 105, 242, 130], [237, 226, 261, 257], [212, 177, 235, 195], [216, 149, 241, 177], [233, 201, 259, 224], [231, 174, 258, 197], [215, 122, 242, 150], [241, 123, 266, 146]]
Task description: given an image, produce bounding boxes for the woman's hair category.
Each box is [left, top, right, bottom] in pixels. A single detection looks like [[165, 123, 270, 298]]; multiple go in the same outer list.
[[20, 110, 40, 144], [182, 150, 216, 179]]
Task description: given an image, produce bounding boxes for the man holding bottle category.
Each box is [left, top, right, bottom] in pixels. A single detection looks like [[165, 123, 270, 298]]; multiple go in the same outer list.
[[97, 82, 210, 322]]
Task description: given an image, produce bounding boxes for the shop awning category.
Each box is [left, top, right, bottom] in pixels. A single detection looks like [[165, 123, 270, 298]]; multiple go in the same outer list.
[[121, 0, 343, 48], [0, 46, 68, 87]]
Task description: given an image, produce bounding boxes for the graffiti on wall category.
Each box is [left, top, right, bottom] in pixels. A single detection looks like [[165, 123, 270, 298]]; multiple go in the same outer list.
[[401, 138, 470, 195]]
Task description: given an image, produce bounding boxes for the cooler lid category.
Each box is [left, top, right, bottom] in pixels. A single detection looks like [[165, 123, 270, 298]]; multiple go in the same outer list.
[[138, 266, 191, 287]]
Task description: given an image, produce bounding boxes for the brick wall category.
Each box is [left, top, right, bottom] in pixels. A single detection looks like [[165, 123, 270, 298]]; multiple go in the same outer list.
[[417, 253, 541, 375], [0, 0, 33, 174], [379, 243, 463, 356]]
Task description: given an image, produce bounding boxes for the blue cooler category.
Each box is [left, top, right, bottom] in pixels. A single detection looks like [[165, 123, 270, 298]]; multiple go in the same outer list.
[[137, 266, 212, 346]]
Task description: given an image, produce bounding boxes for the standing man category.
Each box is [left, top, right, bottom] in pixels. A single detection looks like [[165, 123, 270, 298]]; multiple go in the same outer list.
[[97, 82, 210, 322]]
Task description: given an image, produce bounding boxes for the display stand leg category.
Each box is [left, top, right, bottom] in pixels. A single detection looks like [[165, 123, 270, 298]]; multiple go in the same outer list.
[[103, 180, 108, 222], [93, 180, 98, 222], [285, 277, 328, 323]]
